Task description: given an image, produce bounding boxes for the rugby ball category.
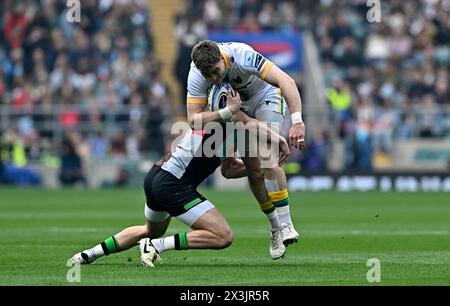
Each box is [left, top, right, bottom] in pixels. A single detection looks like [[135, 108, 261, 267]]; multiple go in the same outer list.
[[207, 82, 231, 111]]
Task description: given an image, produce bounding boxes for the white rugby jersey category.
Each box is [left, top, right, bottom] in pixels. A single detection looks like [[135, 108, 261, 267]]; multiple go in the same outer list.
[[187, 42, 276, 111]]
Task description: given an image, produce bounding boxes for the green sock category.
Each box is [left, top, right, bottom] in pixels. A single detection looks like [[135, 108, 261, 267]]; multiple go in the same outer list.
[[100, 236, 120, 255], [174, 232, 189, 250]]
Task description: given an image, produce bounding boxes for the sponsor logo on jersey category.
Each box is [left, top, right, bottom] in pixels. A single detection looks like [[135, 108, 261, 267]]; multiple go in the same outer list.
[[244, 51, 266, 70], [244, 51, 256, 67]]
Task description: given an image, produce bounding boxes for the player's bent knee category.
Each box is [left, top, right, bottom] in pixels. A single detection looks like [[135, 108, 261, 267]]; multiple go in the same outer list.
[[242, 158, 263, 177], [217, 228, 234, 249], [262, 167, 277, 176]]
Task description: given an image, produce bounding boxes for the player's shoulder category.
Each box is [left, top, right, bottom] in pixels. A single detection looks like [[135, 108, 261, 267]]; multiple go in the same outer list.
[[219, 42, 262, 70], [188, 61, 204, 80], [217, 42, 255, 57], [217, 41, 254, 51], [189, 60, 200, 72], [187, 61, 212, 98]]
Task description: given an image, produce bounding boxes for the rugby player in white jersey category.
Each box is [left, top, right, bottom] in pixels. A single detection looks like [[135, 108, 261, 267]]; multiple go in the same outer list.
[[70, 88, 291, 267], [186, 40, 305, 259]]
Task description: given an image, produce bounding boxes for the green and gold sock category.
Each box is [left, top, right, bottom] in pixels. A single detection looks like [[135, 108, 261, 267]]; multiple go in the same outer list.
[[259, 200, 280, 229], [268, 189, 292, 225]]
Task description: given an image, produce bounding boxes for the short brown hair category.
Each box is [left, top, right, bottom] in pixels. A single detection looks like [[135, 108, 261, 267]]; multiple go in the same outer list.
[[191, 40, 221, 73]]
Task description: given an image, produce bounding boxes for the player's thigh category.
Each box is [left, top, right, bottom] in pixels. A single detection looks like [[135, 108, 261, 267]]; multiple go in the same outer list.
[[241, 156, 263, 179], [250, 109, 284, 170], [252, 87, 286, 131], [242, 148, 278, 171], [144, 205, 171, 238], [173, 195, 216, 226], [191, 207, 232, 238], [254, 109, 285, 134], [143, 166, 171, 238], [151, 169, 217, 229], [145, 218, 171, 239]]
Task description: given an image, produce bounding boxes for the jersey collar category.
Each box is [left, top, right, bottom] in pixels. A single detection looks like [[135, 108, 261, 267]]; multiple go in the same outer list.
[[221, 51, 231, 70]]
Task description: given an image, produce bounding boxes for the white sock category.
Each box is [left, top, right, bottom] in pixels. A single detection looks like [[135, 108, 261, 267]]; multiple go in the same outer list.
[[266, 210, 280, 229], [151, 236, 175, 254], [276, 205, 292, 226], [84, 244, 104, 259]]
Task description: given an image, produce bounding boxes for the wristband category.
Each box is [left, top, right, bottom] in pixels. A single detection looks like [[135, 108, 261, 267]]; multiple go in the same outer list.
[[219, 107, 233, 122], [291, 112, 303, 124]]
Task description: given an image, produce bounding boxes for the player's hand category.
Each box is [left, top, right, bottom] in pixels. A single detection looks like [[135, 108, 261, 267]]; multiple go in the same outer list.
[[278, 136, 291, 166], [289, 122, 305, 150], [226, 87, 241, 114]]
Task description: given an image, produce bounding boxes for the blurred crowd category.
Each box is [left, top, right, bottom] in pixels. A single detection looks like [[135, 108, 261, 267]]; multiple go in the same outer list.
[[315, 0, 450, 170], [2, 0, 450, 186], [0, 0, 172, 182]]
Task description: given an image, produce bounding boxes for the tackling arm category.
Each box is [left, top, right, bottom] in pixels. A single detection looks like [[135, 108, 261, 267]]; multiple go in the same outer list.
[[220, 110, 291, 179], [187, 88, 241, 130], [221, 157, 247, 179], [231, 111, 290, 166], [187, 103, 223, 130]]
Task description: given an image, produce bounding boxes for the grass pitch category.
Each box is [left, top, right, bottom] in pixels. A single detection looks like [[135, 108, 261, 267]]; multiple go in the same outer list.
[[0, 187, 449, 285]]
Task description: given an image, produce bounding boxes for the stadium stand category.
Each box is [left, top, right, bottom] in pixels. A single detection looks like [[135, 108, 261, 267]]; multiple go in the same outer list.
[[1, 0, 449, 186], [0, 0, 174, 186]]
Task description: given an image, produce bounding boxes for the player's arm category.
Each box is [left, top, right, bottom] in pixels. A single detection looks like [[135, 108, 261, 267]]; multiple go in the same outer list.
[[187, 103, 219, 129], [187, 66, 241, 129], [231, 110, 291, 166], [221, 157, 247, 179], [263, 64, 306, 150], [187, 94, 240, 130]]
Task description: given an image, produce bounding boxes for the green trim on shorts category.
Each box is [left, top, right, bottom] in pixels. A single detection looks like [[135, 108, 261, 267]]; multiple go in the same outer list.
[[183, 198, 203, 211]]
